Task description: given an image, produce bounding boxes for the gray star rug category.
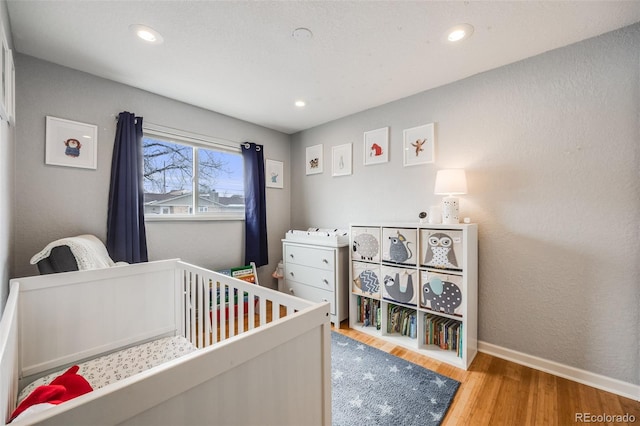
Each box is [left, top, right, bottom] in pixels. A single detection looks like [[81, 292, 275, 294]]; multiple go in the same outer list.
[[331, 332, 460, 426]]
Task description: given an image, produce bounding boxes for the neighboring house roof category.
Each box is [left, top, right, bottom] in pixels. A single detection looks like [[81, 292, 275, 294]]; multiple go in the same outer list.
[[144, 192, 243, 207]]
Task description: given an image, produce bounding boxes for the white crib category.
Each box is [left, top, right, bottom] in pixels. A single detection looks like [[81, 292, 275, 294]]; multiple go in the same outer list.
[[0, 259, 331, 425]]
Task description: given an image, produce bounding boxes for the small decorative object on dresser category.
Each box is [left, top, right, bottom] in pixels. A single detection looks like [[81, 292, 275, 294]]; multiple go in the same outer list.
[[282, 228, 349, 327], [349, 221, 477, 370]]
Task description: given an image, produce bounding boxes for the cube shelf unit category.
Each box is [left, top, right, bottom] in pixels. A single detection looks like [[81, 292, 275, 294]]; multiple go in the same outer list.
[[349, 222, 478, 370]]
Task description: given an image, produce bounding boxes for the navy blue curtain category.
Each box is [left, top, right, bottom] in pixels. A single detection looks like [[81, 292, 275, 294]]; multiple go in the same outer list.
[[241, 142, 268, 267], [107, 111, 148, 263]]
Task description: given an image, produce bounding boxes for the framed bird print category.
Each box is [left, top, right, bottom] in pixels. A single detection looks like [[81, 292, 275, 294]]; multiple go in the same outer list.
[[403, 123, 435, 167], [45, 116, 98, 169]]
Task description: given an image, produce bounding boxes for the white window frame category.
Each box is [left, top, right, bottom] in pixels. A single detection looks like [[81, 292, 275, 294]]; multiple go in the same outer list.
[[143, 123, 245, 222]]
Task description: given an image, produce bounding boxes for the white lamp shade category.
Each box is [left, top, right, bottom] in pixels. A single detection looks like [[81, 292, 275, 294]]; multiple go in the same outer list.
[[434, 169, 467, 195]]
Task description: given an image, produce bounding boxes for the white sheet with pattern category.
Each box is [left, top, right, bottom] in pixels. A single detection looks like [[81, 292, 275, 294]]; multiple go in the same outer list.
[[18, 336, 196, 403]]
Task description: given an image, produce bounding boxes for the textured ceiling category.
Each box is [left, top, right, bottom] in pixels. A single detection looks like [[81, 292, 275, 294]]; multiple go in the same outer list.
[[7, 1, 640, 134]]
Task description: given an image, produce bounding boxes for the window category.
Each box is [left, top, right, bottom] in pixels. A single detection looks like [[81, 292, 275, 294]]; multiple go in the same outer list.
[[142, 125, 244, 220]]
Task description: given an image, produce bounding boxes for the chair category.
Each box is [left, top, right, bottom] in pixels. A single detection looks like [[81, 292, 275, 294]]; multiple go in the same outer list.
[[30, 235, 123, 275]]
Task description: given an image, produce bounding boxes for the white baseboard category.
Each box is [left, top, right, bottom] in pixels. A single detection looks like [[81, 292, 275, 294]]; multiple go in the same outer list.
[[478, 341, 640, 401]]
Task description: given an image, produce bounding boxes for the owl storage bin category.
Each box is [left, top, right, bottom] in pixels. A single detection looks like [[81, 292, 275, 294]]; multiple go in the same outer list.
[[352, 262, 381, 299], [382, 227, 417, 266], [351, 227, 381, 263], [420, 229, 463, 271], [420, 271, 463, 317], [381, 265, 418, 306]]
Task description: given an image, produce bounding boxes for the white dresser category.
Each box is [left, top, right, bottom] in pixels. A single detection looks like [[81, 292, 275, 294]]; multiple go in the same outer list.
[[282, 234, 349, 327]]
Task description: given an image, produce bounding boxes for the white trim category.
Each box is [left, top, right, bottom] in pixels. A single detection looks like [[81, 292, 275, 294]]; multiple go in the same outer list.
[[145, 214, 244, 222], [143, 122, 240, 152], [478, 341, 640, 401]]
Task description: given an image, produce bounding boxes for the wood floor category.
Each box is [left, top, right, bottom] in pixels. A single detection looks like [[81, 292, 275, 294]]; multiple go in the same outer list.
[[334, 322, 640, 426]]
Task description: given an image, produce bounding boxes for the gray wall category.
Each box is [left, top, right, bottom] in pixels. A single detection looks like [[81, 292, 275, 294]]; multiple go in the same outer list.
[[13, 54, 291, 287], [291, 24, 640, 385]]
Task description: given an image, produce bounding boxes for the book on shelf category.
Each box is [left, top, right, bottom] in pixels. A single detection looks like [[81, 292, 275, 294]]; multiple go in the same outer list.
[[357, 296, 381, 330], [424, 313, 463, 357], [387, 304, 416, 338]]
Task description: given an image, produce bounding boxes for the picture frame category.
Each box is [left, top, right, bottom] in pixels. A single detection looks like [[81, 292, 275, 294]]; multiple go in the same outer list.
[[363, 127, 389, 165], [403, 123, 435, 167], [0, 32, 6, 121], [305, 144, 323, 175], [5, 50, 13, 123], [331, 143, 352, 177], [45, 116, 98, 169], [265, 159, 284, 188]]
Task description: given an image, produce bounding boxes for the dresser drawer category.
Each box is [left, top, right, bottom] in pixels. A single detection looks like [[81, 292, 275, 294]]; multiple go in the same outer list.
[[284, 244, 335, 271], [284, 280, 335, 315], [284, 263, 335, 291]]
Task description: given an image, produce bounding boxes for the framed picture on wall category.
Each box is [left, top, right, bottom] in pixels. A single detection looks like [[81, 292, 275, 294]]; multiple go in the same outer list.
[[403, 123, 435, 166], [331, 143, 352, 177], [305, 144, 323, 175], [265, 159, 284, 188], [363, 127, 389, 165], [45, 116, 98, 169]]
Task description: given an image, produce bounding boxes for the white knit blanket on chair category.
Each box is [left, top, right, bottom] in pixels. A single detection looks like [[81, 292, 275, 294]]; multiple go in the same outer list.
[[29, 235, 117, 270]]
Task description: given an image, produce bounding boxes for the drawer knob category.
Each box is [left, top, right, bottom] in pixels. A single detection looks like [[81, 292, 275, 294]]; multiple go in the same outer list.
[[289, 272, 295, 277], [289, 288, 294, 294], [322, 298, 328, 302], [322, 279, 329, 284], [289, 254, 294, 258], [322, 259, 329, 264]]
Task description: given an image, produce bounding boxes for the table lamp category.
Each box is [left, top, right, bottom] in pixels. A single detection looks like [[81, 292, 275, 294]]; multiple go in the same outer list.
[[434, 169, 467, 224]]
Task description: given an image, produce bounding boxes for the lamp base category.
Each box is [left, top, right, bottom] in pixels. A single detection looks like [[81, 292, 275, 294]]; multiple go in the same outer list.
[[441, 196, 460, 224]]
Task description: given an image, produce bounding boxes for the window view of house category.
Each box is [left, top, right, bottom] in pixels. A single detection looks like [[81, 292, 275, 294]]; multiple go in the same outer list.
[[142, 134, 244, 218]]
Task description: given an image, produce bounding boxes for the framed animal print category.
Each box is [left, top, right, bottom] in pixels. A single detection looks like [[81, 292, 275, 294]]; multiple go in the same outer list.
[[305, 144, 323, 175], [265, 159, 284, 188], [363, 127, 389, 166], [403, 123, 435, 167], [45, 116, 98, 169]]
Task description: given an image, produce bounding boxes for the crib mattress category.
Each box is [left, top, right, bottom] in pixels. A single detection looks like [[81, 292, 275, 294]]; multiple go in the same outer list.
[[18, 335, 197, 403]]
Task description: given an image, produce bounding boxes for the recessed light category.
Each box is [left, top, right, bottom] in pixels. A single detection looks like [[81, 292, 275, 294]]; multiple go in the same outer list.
[[129, 24, 164, 45], [445, 24, 474, 43], [295, 100, 306, 108]]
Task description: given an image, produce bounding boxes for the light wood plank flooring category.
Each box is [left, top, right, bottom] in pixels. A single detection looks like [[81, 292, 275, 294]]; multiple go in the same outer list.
[[334, 323, 640, 426]]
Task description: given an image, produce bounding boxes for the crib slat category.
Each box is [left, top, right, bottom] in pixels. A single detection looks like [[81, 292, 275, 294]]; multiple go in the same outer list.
[[228, 285, 235, 339], [190, 273, 197, 347], [219, 283, 226, 341], [271, 300, 279, 322], [238, 289, 245, 334], [259, 297, 266, 326], [210, 279, 218, 345], [204, 278, 211, 347], [248, 291, 255, 330]]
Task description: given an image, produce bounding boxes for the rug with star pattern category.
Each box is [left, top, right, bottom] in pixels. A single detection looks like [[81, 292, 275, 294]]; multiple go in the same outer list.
[[331, 332, 460, 425]]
